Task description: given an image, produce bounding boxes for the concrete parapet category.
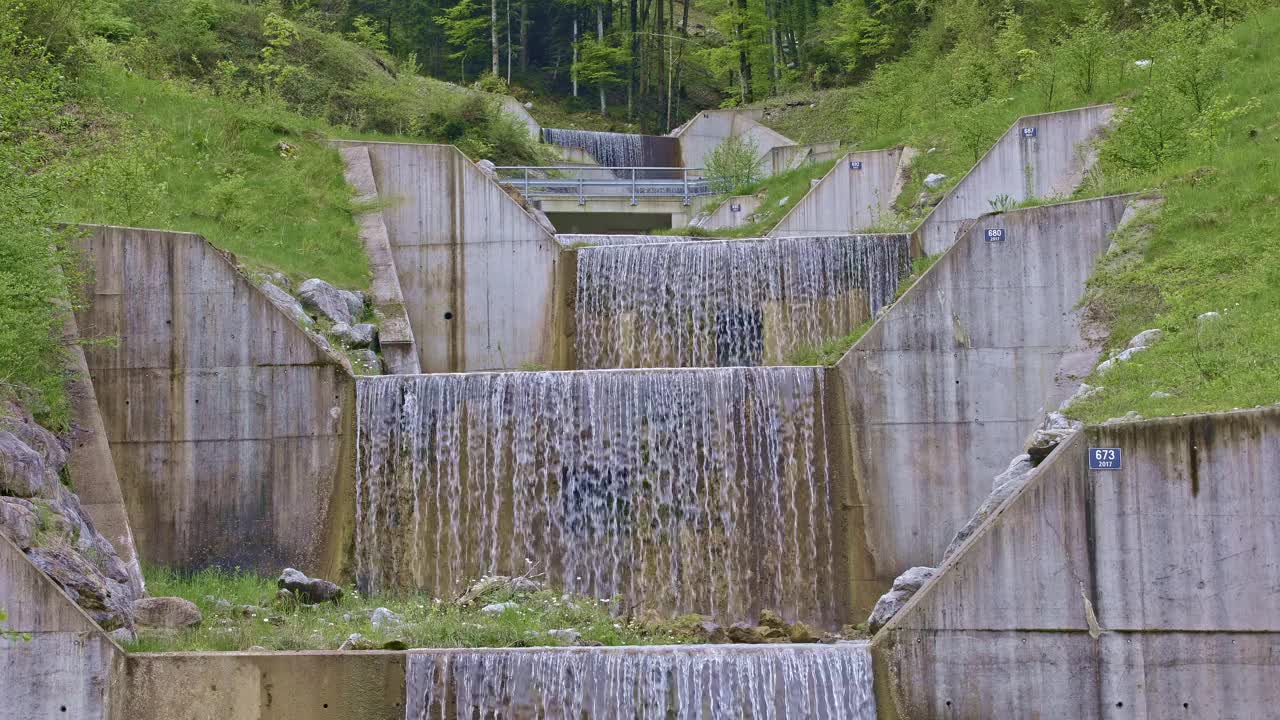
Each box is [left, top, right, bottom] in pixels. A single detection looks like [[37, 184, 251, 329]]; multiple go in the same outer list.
[[73, 225, 355, 576], [0, 533, 126, 719], [769, 148, 911, 237], [672, 109, 796, 169], [768, 142, 842, 175], [335, 140, 572, 372], [338, 146, 421, 375], [830, 195, 1134, 602], [874, 405, 1280, 718], [916, 104, 1115, 255], [123, 651, 406, 719]]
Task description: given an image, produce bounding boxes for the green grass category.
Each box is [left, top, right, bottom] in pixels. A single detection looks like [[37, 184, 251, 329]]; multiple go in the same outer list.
[[1065, 11, 1280, 423], [131, 567, 700, 652], [60, 54, 369, 288], [698, 159, 840, 238]]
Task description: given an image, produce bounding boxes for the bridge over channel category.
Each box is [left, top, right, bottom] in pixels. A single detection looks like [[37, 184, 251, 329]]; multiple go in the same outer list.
[[496, 165, 717, 232]]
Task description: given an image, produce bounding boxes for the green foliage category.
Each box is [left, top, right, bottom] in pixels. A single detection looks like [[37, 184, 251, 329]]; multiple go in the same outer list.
[[436, 0, 489, 71], [701, 159, 839, 238], [1, 607, 32, 643], [130, 567, 699, 652], [705, 136, 764, 194], [574, 37, 627, 89], [346, 15, 388, 55]]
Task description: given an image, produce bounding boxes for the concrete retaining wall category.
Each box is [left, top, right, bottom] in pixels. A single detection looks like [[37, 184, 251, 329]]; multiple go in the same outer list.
[[1, 534, 125, 719], [769, 148, 910, 237], [829, 196, 1134, 602], [74, 225, 355, 576], [338, 146, 421, 374], [124, 652, 406, 720], [917, 104, 1114, 255], [498, 95, 541, 140], [874, 405, 1280, 718], [768, 142, 842, 175], [699, 194, 762, 230], [336, 141, 573, 372], [672, 109, 795, 169]]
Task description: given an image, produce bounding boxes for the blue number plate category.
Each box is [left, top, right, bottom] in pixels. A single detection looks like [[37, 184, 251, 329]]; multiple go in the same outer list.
[[985, 228, 1006, 242], [849, 160, 863, 170], [1088, 447, 1122, 470], [1022, 127, 1038, 138]]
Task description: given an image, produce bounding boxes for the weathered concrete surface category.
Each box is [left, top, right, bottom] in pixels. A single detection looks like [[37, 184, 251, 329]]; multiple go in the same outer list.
[[769, 148, 910, 237], [874, 406, 1280, 718], [497, 95, 541, 140], [671, 109, 796, 169], [0, 533, 126, 719], [124, 651, 406, 720], [338, 146, 421, 374], [917, 104, 1114, 255], [768, 142, 842, 175], [73, 225, 355, 576], [336, 141, 573, 372], [830, 196, 1134, 603], [699, 194, 762, 230]]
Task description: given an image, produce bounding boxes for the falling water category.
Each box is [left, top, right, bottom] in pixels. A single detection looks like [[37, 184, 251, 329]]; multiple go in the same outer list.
[[558, 234, 700, 247], [405, 643, 876, 720], [542, 128, 679, 172], [575, 234, 912, 368], [355, 367, 841, 625]]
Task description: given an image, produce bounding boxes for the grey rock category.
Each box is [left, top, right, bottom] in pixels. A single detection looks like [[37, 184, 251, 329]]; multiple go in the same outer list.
[[867, 566, 936, 633], [263, 272, 291, 291], [1026, 412, 1082, 464], [1097, 346, 1146, 374], [339, 632, 376, 650], [307, 331, 332, 351], [476, 159, 499, 180], [943, 455, 1035, 562], [923, 173, 947, 189], [0, 431, 50, 498], [777, 196, 790, 207], [260, 281, 313, 327], [370, 607, 401, 631], [547, 628, 582, 644], [727, 622, 765, 644], [696, 621, 728, 644], [457, 574, 544, 606], [351, 350, 382, 374], [1059, 383, 1102, 412], [1151, 390, 1173, 399], [109, 627, 137, 645], [0, 496, 39, 548], [809, 178, 820, 188], [332, 322, 378, 349], [299, 278, 356, 325], [1128, 328, 1163, 349], [341, 290, 366, 319], [481, 601, 518, 614], [133, 596, 202, 629], [758, 609, 787, 630], [29, 545, 136, 630], [247, 645, 268, 652], [277, 567, 343, 604], [0, 406, 67, 474], [1197, 311, 1221, 322], [788, 621, 822, 643]]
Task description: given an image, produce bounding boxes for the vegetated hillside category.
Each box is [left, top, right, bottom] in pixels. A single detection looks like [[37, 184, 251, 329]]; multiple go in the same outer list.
[[757, 5, 1280, 422]]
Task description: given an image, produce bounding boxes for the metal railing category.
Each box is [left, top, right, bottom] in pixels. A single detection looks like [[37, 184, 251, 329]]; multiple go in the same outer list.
[[494, 165, 713, 206]]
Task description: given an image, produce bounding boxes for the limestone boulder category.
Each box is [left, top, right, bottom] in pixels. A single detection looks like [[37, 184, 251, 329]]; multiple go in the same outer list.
[[695, 621, 728, 644], [476, 159, 499, 180], [0, 431, 51, 498], [1026, 412, 1082, 464], [299, 278, 361, 325], [788, 621, 822, 643], [277, 567, 343, 604], [942, 454, 1034, 562], [867, 566, 936, 633], [28, 545, 136, 630], [133, 596, 202, 629], [727, 622, 765, 644], [261, 281, 313, 327], [0, 497, 38, 548], [332, 322, 378, 349]]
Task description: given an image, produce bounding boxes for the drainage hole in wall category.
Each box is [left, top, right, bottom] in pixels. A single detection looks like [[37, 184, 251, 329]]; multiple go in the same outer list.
[[60, 707, 67, 713], [444, 311, 454, 320], [323, 704, 329, 709], [1116, 701, 1124, 708], [1183, 703, 1189, 709], [945, 701, 952, 707]]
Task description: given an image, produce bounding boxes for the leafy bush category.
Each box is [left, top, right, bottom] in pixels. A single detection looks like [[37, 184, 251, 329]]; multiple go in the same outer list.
[[705, 136, 764, 194]]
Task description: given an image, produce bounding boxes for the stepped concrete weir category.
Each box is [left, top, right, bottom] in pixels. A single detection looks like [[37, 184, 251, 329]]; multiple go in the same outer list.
[[575, 234, 911, 369], [769, 148, 914, 238], [354, 367, 851, 627], [406, 643, 876, 719], [541, 128, 682, 170]]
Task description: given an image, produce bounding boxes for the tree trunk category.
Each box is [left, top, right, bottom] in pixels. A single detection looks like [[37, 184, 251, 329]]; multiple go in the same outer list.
[[655, 0, 665, 129], [629, 0, 639, 120], [506, 0, 513, 83], [572, 16, 579, 97], [736, 0, 752, 103], [597, 5, 607, 115], [519, 0, 529, 71], [491, 0, 500, 77]]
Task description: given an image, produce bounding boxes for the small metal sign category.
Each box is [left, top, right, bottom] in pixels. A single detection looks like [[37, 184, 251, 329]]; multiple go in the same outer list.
[[849, 160, 863, 170], [1088, 447, 1122, 470], [730, 203, 742, 213], [985, 228, 1006, 242], [1022, 127, 1038, 138]]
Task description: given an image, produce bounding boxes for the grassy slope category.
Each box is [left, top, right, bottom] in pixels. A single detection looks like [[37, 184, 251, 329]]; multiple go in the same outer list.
[[1069, 11, 1280, 422], [132, 567, 697, 652]]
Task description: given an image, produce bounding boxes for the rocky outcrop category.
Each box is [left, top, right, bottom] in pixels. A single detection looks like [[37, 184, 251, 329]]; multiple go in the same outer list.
[[331, 322, 378, 349], [260, 281, 313, 327], [867, 566, 936, 633], [278, 567, 344, 604], [1, 404, 141, 631], [133, 596, 202, 628], [299, 278, 365, 325]]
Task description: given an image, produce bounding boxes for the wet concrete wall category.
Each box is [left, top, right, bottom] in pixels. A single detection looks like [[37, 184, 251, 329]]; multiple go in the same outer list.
[[673, 109, 795, 169], [769, 149, 910, 237], [336, 141, 572, 372], [830, 196, 1133, 602], [700, 194, 762, 230], [338, 146, 421, 374], [74, 225, 355, 576], [917, 104, 1114, 255], [124, 651, 406, 720], [0, 534, 125, 719], [875, 406, 1280, 719]]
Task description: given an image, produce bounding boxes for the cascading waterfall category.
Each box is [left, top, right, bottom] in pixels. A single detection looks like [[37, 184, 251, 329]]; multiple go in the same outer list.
[[557, 234, 699, 247], [355, 367, 842, 626], [575, 234, 912, 369], [405, 643, 876, 719], [541, 128, 679, 172]]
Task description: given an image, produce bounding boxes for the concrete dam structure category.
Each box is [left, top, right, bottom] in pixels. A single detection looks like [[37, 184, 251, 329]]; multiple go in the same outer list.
[[10, 100, 1280, 719]]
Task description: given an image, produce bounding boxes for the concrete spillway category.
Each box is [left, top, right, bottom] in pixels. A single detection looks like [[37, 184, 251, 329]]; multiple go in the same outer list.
[[541, 128, 681, 171], [354, 367, 845, 626], [575, 234, 911, 368], [406, 643, 875, 719]]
